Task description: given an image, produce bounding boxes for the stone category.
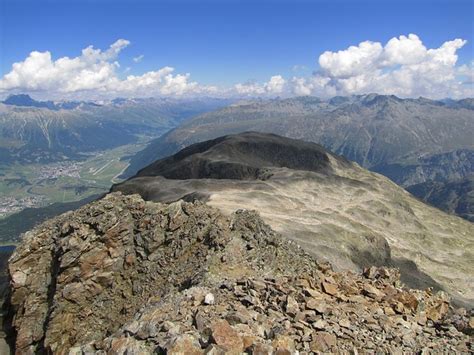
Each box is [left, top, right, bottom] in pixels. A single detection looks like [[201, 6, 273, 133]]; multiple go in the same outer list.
[[363, 266, 378, 279], [304, 287, 322, 298], [384, 306, 396, 316], [426, 302, 449, 322], [204, 293, 215, 305], [241, 335, 258, 351], [363, 284, 385, 299], [416, 311, 428, 326], [109, 337, 151, 354], [310, 332, 337, 352], [312, 319, 327, 330], [322, 282, 338, 296], [397, 292, 419, 312], [250, 279, 267, 291], [167, 334, 203, 355], [339, 319, 351, 328], [204, 344, 226, 355], [272, 335, 296, 355], [253, 343, 274, 355], [209, 320, 244, 353], [285, 295, 299, 316]]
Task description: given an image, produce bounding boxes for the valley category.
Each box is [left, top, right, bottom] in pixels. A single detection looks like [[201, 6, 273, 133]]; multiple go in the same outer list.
[[0, 95, 232, 243], [0, 140, 146, 219]]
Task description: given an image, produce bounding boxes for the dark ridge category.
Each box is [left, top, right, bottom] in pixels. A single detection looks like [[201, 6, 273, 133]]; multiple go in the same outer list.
[[136, 131, 350, 181]]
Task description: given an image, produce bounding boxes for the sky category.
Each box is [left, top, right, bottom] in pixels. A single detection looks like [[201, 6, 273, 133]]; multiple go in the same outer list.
[[0, 0, 473, 100]]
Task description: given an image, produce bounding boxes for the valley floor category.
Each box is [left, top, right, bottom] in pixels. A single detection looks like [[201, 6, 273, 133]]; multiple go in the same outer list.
[[0, 140, 148, 220]]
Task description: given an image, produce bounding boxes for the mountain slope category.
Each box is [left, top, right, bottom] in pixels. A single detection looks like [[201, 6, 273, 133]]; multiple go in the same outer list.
[[122, 95, 474, 185], [113, 132, 474, 307], [0, 194, 101, 244], [373, 149, 474, 187], [407, 176, 474, 222], [0, 96, 231, 164]]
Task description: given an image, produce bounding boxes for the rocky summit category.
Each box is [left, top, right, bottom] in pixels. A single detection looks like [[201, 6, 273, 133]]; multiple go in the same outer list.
[[4, 193, 473, 354]]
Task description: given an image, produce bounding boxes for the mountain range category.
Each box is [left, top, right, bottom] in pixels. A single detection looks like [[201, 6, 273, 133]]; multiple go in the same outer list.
[[124, 95, 474, 182], [0, 94, 232, 164], [121, 94, 474, 221]]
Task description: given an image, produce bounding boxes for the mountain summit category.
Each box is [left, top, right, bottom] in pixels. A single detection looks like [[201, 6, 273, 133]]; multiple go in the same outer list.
[[136, 131, 349, 180], [113, 132, 474, 307], [3, 94, 57, 109]]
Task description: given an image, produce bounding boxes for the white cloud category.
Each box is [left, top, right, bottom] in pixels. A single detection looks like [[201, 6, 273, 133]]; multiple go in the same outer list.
[[0, 34, 472, 100], [319, 40, 383, 78], [458, 61, 474, 84], [234, 75, 286, 96], [265, 75, 285, 93], [303, 34, 473, 98], [0, 39, 213, 99], [133, 54, 144, 63]]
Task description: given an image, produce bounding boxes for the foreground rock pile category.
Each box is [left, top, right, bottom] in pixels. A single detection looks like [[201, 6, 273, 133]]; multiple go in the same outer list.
[[5, 193, 474, 354]]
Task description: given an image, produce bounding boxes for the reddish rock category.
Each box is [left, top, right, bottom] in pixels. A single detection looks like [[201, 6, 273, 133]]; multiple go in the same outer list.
[[322, 282, 338, 296], [310, 332, 337, 352], [210, 319, 244, 353], [167, 334, 203, 355], [426, 301, 449, 322]]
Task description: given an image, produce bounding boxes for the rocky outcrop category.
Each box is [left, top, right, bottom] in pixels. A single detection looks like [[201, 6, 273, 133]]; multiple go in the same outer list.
[[6, 193, 473, 353]]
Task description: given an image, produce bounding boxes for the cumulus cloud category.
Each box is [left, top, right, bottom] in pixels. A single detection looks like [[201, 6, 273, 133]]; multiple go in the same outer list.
[[234, 75, 286, 96], [458, 61, 474, 84], [298, 34, 473, 98], [0, 34, 472, 99], [0, 39, 213, 99]]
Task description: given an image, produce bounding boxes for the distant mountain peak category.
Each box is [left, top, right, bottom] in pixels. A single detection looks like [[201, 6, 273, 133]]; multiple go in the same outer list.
[[359, 93, 402, 106], [3, 94, 59, 110]]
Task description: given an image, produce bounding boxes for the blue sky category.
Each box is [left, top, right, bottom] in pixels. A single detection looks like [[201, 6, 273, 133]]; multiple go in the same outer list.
[[0, 0, 473, 99]]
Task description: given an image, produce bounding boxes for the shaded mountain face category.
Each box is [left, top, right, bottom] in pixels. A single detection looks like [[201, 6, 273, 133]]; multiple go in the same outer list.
[[137, 132, 349, 180], [3, 94, 58, 110], [373, 149, 474, 187], [0, 96, 231, 164], [6, 193, 473, 353], [123, 94, 474, 184], [407, 176, 474, 222], [113, 132, 474, 307]]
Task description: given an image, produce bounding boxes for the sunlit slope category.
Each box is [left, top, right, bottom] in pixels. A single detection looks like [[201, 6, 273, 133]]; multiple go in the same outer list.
[[114, 132, 474, 306]]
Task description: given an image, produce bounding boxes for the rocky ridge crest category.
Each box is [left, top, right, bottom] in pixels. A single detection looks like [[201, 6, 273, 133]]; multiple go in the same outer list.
[[5, 193, 474, 354]]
